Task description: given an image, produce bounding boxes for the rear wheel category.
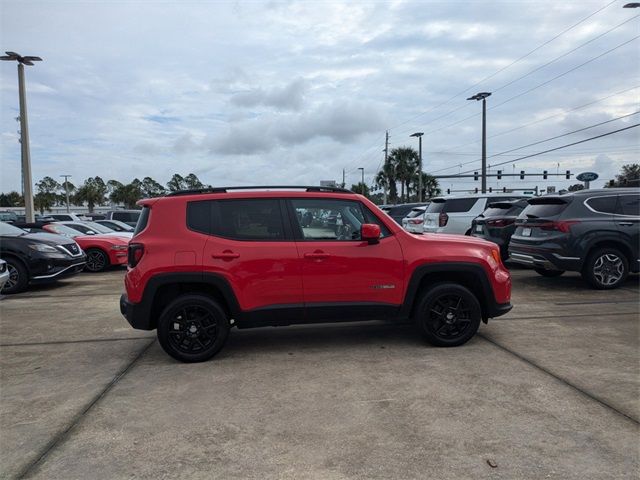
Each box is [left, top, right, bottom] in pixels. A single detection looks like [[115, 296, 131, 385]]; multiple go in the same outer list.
[[84, 248, 109, 272], [414, 283, 481, 347], [582, 247, 628, 290], [534, 268, 565, 277], [2, 258, 28, 294], [157, 294, 230, 363]]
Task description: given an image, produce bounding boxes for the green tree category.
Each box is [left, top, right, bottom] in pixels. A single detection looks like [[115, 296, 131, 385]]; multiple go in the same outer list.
[[0, 191, 24, 207], [167, 174, 186, 192], [109, 179, 143, 208], [388, 147, 419, 202], [350, 182, 370, 197], [141, 177, 166, 197], [33, 176, 60, 214], [58, 180, 76, 207], [184, 173, 204, 189], [73, 177, 107, 213], [374, 159, 398, 204], [606, 163, 640, 188], [411, 172, 441, 200]]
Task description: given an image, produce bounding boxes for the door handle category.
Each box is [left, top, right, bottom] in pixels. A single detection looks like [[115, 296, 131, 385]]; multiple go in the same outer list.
[[211, 251, 240, 260], [304, 252, 331, 260], [618, 222, 633, 226]]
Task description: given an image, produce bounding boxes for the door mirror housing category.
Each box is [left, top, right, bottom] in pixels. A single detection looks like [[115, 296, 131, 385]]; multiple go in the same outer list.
[[361, 224, 381, 244]]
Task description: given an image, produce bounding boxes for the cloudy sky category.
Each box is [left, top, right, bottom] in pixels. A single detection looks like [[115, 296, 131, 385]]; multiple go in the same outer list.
[[1, 0, 638, 195]]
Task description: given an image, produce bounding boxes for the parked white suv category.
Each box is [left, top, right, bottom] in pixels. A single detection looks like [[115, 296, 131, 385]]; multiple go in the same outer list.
[[423, 193, 529, 235], [48, 213, 89, 222], [402, 205, 428, 233]]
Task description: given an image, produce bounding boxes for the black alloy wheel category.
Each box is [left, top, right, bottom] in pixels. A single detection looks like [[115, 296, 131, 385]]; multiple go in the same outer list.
[[415, 283, 481, 347], [2, 259, 28, 294], [583, 247, 628, 290], [85, 248, 109, 272], [157, 294, 230, 362]]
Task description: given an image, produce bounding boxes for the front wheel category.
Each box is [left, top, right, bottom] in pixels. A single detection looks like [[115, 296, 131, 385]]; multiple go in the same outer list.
[[84, 248, 109, 272], [157, 294, 230, 363], [414, 283, 482, 347], [2, 258, 29, 294], [534, 268, 565, 277], [582, 247, 628, 290]]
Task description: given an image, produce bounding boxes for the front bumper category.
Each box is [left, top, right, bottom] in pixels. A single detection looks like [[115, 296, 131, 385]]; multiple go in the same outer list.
[[120, 293, 154, 330], [30, 258, 87, 283]]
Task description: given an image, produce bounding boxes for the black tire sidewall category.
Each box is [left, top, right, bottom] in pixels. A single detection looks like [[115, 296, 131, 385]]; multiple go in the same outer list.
[[157, 294, 230, 363], [85, 248, 109, 272], [415, 283, 482, 347], [583, 247, 629, 290], [2, 258, 28, 294]]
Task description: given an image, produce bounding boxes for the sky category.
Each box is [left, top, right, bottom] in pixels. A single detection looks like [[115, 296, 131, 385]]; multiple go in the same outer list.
[[1, 0, 639, 196]]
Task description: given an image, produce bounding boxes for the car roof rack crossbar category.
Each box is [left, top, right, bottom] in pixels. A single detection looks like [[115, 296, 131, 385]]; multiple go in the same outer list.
[[166, 185, 354, 196]]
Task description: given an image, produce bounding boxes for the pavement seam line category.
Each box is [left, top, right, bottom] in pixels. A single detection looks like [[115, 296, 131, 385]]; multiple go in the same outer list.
[[489, 311, 639, 321], [0, 337, 153, 347], [16, 339, 156, 479], [478, 333, 639, 425]]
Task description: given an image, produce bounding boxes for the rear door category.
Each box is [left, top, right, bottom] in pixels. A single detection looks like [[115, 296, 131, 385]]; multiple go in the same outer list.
[[615, 193, 640, 264], [288, 198, 404, 315]]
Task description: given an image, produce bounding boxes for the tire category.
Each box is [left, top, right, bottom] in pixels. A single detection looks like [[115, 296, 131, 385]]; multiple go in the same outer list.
[[534, 268, 565, 277], [1, 258, 29, 294], [84, 248, 109, 272], [157, 294, 230, 363], [582, 247, 628, 290], [414, 283, 482, 347]]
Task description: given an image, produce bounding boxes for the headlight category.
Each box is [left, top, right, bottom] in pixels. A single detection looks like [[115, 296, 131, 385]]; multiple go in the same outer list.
[[28, 244, 59, 253], [110, 245, 128, 251]]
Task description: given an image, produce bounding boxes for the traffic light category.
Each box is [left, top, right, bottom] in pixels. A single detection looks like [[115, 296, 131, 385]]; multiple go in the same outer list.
[[502, 187, 507, 193], [447, 188, 451, 194], [543, 170, 548, 180], [474, 187, 478, 193], [566, 170, 570, 179], [520, 170, 525, 180], [489, 187, 493, 193], [474, 171, 478, 181], [497, 170, 502, 180]]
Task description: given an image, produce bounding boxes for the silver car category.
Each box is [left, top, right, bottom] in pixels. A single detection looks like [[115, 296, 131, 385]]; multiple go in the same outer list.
[[0, 259, 9, 293]]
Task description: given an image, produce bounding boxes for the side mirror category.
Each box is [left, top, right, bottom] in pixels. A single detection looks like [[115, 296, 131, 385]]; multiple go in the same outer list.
[[361, 223, 381, 244]]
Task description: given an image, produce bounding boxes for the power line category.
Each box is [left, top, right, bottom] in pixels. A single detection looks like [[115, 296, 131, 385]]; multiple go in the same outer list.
[[387, 0, 619, 132], [429, 111, 639, 174], [454, 123, 639, 176]]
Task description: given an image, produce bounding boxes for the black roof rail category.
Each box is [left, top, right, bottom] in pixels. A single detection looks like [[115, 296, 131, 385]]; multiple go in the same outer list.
[[166, 185, 354, 196]]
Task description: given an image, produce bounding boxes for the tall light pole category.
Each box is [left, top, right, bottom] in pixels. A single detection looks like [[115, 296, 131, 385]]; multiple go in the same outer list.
[[467, 92, 491, 194], [358, 167, 364, 194], [60, 174, 72, 213], [410, 132, 424, 202], [1, 51, 42, 222]]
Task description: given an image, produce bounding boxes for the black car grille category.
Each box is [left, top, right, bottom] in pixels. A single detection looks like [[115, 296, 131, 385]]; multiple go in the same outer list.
[[60, 243, 81, 256]]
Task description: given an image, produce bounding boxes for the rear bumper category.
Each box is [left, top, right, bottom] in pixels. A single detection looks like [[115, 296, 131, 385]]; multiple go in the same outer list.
[[120, 293, 154, 330], [487, 301, 512, 318], [508, 248, 581, 272]]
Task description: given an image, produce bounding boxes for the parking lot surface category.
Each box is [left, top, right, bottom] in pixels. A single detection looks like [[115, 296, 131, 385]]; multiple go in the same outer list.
[[1, 268, 638, 479]]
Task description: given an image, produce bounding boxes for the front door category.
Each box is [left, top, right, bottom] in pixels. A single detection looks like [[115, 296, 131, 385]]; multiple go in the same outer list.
[[288, 198, 404, 320]]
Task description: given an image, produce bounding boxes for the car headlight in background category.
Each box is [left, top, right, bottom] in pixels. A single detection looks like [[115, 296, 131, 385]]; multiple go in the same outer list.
[[28, 244, 59, 253], [110, 245, 128, 251]]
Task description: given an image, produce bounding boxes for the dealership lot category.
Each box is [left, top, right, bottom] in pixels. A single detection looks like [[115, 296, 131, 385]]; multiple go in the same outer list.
[[1, 268, 638, 479]]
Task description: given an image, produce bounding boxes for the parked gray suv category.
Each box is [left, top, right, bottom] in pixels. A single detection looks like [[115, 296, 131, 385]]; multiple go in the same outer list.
[[509, 188, 639, 289]]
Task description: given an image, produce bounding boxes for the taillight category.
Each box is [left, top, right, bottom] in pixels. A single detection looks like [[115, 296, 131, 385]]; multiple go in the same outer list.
[[128, 243, 144, 267], [487, 219, 515, 228], [539, 221, 579, 233], [439, 212, 449, 227], [408, 218, 424, 225]]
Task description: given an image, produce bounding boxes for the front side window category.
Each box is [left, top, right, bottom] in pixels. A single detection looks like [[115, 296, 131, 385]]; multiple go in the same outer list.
[[290, 198, 389, 241]]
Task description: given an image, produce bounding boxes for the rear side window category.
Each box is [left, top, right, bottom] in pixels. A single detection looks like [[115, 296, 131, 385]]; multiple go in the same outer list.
[[407, 208, 425, 218], [442, 198, 478, 213], [586, 196, 617, 214], [217, 199, 285, 240], [133, 206, 151, 235], [426, 201, 445, 213], [617, 194, 640, 216]]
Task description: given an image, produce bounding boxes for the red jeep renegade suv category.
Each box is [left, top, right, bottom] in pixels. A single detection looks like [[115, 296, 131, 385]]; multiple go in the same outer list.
[[120, 186, 512, 362]]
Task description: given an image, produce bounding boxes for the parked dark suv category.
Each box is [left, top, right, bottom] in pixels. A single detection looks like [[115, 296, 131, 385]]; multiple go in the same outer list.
[[471, 199, 529, 260], [509, 189, 639, 289], [120, 186, 512, 362]]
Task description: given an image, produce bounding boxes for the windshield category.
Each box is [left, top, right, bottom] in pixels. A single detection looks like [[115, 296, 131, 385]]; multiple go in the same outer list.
[[82, 221, 114, 233], [46, 224, 82, 237], [0, 221, 26, 236], [101, 219, 134, 231]]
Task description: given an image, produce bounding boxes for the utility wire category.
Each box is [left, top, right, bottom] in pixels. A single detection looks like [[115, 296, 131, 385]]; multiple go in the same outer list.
[[429, 111, 639, 174], [387, 0, 620, 132], [453, 123, 640, 176]]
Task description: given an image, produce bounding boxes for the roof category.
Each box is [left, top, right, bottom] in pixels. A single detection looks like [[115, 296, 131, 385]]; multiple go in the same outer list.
[[166, 185, 353, 197]]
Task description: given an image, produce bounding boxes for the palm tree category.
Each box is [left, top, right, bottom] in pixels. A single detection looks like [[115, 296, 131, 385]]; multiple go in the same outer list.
[[388, 147, 418, 202], [73, 177, 107, 213]]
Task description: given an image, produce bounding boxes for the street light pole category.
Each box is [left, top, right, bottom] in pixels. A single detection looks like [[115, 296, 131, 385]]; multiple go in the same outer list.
[[410, 132, 424, 201], [60, 175, 72, 213], [467, 92, 491, 194], [1, 52, 42, 222], [358, 167, 364, 194]]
